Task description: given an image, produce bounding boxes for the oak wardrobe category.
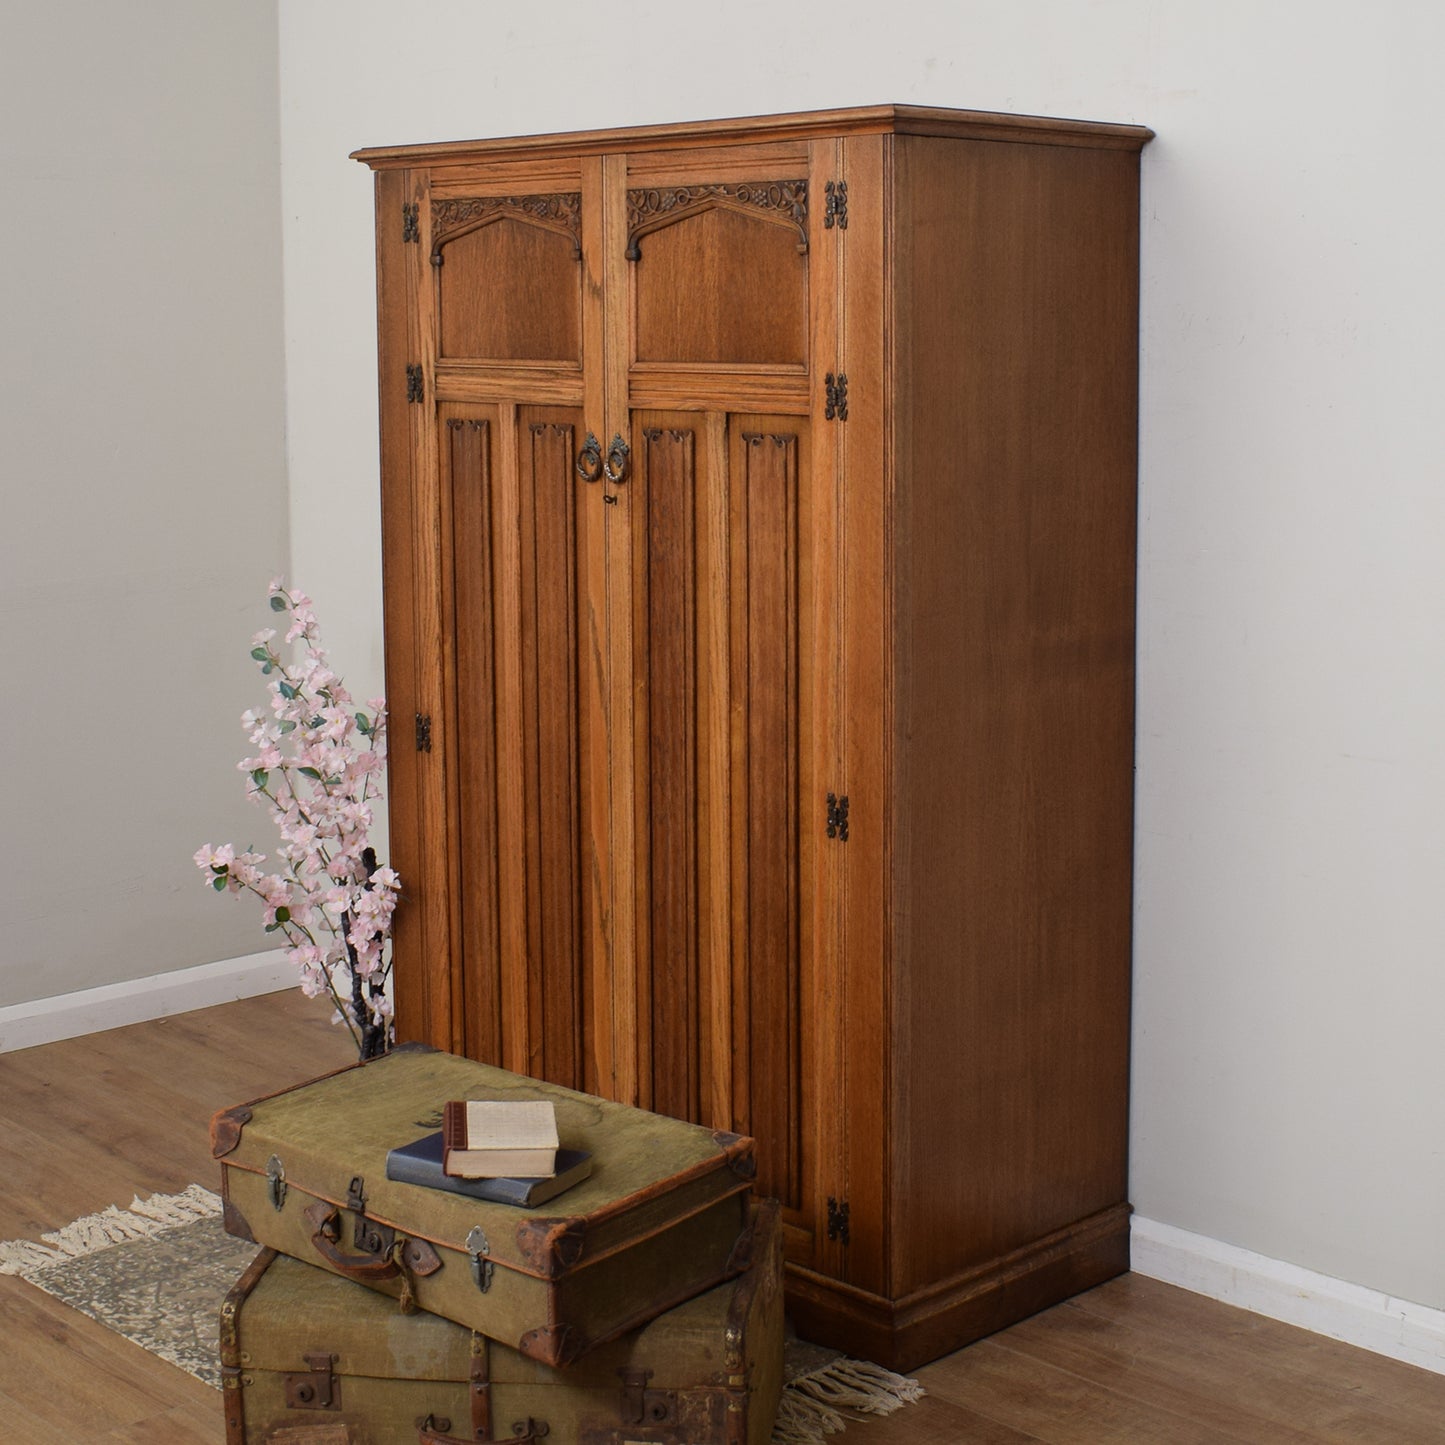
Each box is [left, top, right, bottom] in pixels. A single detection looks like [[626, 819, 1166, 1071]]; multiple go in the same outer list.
[[353, 103, 1151, 1369]]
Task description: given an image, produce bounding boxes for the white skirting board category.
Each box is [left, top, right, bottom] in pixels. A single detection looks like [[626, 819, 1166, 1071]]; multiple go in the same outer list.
[[1131, 1215, 1445, 1376], [0, 951, 295, 1054]]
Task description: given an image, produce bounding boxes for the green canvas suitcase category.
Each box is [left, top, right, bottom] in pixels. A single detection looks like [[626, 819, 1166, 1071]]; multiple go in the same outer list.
[[212, 1046, 756, 1366], [221, 1201, 785, 1445]]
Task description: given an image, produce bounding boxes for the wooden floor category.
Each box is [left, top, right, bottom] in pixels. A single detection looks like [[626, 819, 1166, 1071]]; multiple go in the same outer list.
[[1, 994, 1441, 1443]]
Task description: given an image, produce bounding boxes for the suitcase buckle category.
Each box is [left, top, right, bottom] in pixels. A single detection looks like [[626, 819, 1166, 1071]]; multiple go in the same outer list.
[[346, 1175, 396, 1259], [467, 1225, 494, 1293]]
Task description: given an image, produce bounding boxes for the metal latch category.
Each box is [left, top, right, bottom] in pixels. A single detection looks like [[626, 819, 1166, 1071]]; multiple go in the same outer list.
[[266, 1155, 287, 1211], [344, 1175, 396, 1258], [618, 1367, 676, 1426], [467, 1225, 494, 1293], [284, 1351, 339, 1410]]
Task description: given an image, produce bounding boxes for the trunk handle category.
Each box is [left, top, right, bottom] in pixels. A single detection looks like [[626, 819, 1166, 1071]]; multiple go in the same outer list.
[[417, 1415, 547, 1443]]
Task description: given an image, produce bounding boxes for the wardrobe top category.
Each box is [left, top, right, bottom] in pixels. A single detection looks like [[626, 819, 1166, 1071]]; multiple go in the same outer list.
[[351, 103, 1153, 169]]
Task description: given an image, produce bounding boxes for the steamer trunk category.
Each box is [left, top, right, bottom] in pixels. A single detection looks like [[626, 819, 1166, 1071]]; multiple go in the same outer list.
[[221, 1202, 784, 1445]]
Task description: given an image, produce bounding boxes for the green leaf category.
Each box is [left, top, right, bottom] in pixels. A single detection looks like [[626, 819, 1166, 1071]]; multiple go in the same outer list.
[[275, 906, 291, 924], [355, 712, 371, 734], [212, 876, 227, 891], [250, 646, 270, 662], [270, 594, 289, 611], [251, 769, 268, 788], [261, 662, 273, 675], [278, 681, 298, 699], [278, 720, 297, 733], [299, 767, 322, 780], [264, 920, 279, 932]]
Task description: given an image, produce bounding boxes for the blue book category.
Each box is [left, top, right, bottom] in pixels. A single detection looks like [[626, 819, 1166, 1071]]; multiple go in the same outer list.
[[385, 1132, 592, 1207]]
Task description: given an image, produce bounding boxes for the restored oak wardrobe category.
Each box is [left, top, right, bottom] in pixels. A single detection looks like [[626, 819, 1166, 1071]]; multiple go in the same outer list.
[[353, 104, 1152, 1369]]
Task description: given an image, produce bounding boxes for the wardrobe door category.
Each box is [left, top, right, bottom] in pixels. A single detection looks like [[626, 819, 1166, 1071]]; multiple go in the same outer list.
[[624, 410, 820, 1244], [444, 402, 610, 1092], [422, 161, 613, 1091]]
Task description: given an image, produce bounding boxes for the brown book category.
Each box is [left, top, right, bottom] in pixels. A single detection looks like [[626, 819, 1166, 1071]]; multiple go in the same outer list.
[[442, 1099, 559, 1178]]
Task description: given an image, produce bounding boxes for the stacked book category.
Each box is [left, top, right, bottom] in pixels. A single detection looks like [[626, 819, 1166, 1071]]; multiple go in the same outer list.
[[385, 1098, 594, 1207]]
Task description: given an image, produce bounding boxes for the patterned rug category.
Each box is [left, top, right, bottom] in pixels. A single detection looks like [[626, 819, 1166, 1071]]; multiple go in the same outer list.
[[0, 1188, 922, 1442]]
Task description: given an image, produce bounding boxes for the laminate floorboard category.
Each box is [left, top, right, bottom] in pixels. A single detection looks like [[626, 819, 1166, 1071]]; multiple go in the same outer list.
[[1, 991, 1442, 1443]]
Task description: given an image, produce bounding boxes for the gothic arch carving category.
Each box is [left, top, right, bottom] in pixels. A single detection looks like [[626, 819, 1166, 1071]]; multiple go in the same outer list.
[[625, 180, 808, 260], [430, 193, 583, 264]]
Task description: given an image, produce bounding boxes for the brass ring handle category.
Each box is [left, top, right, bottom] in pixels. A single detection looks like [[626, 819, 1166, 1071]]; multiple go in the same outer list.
[[575, 433, 603, 483], [603, 434, 631, 485]]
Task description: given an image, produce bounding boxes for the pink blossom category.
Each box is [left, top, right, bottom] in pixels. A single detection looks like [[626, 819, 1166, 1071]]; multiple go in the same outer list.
[[195, 843, 235, 871], [230, 851, 266, 888]]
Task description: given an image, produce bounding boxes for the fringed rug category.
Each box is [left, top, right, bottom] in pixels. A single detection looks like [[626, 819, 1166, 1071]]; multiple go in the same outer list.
[[775, 1336, 925, 1442], [1, 1189, 922, 1442], [0, 1186, 255, 1384]]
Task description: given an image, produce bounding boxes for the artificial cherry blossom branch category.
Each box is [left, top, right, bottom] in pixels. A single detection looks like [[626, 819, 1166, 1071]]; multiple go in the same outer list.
[[195, 580, 398, 1058]]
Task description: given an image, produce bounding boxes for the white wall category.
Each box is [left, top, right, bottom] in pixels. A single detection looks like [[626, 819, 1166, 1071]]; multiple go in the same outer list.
[[0, 2, 289, 1006], [276, 0, 1445, 1318]]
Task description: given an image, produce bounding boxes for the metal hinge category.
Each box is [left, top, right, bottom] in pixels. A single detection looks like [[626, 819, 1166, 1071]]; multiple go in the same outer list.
[[824, 372, 849, 421], [415, 713, 432, 752], [406, 364, 425, 403], [402, 201, 419, 243], [826, 1196, 850, 1244], [826, 793, 849, 842], [824, 179, 848, 229]]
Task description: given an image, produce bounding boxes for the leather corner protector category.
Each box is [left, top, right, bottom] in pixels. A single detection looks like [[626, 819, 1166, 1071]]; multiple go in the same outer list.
[[515, 1216, 588, 1277], [210, 1105, 253, 1158], [726, 1218, 755, 1277], [710, 1129, 758, 1181], [518, 1322, 586, 1368], [222, 1196, 257, 1243]]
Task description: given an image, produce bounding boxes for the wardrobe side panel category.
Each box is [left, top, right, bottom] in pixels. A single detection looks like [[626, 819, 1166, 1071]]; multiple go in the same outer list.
[[889, 134, 1140, 1297]]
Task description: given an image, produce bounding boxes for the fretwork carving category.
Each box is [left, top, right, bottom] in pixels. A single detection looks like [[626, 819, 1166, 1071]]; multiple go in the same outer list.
[[626, 180, 808, 259], [430, 193, 582, 263]]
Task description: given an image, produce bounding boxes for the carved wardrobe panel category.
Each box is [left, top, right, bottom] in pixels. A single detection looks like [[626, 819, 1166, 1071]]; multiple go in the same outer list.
[[432, 194, 584, 363], [628, 181, 810, 366]]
